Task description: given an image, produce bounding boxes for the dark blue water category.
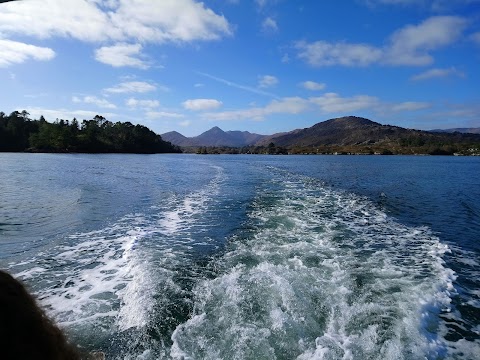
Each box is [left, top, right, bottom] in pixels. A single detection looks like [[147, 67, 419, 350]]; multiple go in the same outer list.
[[0, 153, 479, 359]]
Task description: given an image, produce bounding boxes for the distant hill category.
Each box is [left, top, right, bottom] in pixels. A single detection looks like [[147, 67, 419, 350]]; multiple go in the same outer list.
[[162, 126, 267, 147], [162, 116, 480, 155], [226, 130, 266, 146], [261, 116, 480, 151], [430, 128, 480, 134], [260, 116, 416, 147], [161, 131, 191, 147]]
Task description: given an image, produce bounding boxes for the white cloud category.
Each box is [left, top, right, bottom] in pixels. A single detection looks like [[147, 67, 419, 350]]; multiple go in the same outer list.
[[0, 0, 232, 67], [104, 81, 158, 93], [310, 93, 379, 113], [25, 107, 118, 121], [179, 120, 192, 127], [296, 41, 383, 67], [411, 67, 465, 81], [265, 97, 310, 114], [262, 17, 278, 32], [385, 16, 467, 65], [182, 99, 223, 111], [0, 39, 55, 67], [300, 81, 326, 91], [204, 97, 310, 121], [95, 43, 149, 69], [258, 75, 279, 88], [72, 95, 117, 109], [296, 16, 467, 67], [146, 111, 184, 119], [202, 93, 428, 121], [0, 0, 232, 44], [0, 0, 114, 42], [390, 101, 431, 111], [108, 0, 232, 43], [126, 98, 160, 109]]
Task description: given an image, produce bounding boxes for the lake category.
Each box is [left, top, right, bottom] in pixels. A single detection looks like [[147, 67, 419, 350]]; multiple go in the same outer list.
[[1, 153, 479, 359]]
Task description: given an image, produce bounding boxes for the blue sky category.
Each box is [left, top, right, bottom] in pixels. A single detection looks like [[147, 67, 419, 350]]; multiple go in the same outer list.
[[0, 0, 479, 136]]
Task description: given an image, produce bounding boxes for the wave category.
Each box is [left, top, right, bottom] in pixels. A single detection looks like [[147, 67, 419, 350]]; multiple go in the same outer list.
[[171, 168, 460, 359], [10, 164, 226, 354], [9, 164, 479, 359]]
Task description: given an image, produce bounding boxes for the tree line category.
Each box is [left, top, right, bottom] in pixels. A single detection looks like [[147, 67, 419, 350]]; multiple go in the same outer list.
[[0, 111, 181, 154]]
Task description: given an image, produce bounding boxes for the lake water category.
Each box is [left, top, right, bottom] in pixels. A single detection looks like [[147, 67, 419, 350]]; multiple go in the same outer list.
[[1, 153, 479, 359]]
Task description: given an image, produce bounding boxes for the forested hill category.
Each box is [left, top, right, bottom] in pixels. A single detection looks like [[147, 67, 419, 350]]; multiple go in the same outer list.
[[0, 111, 181, 154]]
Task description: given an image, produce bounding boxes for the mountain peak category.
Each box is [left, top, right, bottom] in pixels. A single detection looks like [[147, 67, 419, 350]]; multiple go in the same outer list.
[[327, 116, 379, 126], [205, 126, 225, 133]]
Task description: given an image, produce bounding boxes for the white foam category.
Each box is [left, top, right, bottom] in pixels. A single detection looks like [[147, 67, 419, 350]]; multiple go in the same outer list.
[[171, 171, 462, 359], [7, 163, 228, 358], [16, 266, 46, 279]]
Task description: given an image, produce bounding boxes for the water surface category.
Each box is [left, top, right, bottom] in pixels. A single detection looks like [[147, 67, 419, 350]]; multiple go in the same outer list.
[[1, 153, 479, 359]]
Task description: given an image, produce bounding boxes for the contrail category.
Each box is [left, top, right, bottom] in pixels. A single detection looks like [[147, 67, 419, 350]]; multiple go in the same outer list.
[[197, 71, 280, 100]]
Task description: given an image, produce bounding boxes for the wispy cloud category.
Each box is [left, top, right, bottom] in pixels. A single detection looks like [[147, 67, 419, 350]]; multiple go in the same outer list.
[[0, 39, 55, 67], [182, 99, 223, 111], [146, 111, 184, 119], [389, 101, 431, 112], [262, 17, 278, 33], [202, 92, 431, 121], [95, 43, 150, 69], [203, 97, 309, 121], [299, 81, 326, 91], [310, 93, 379, 113], [296, 41, 382, 67], [104, 81, 159, 94], [72, 95, 117, 109], [296, 16, 467, 67], [24, 107, 118, 122], [197, 72, 279, 98], [470, 32, 480, 44], [258, 75, 279, 88], [125, 98, 160, 109], [411, 67, 465, 81]]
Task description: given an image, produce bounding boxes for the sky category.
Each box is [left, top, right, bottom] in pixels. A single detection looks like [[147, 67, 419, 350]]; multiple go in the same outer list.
[[0, 0, 479, 137]]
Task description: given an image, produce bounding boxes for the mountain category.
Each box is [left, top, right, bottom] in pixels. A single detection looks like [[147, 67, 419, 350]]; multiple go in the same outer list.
[[430, 128, 480, 134], [161, 127, 267, 147], [226, 130, 266, 146], [162, 116, 480, 155], [161, 131, 191, 146], [194, 126, 238, 146], [260, 116, 415, 147]]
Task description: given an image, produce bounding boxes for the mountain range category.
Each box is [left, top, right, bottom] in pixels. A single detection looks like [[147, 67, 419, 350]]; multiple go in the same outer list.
[[161, 116, 480, 149], [430, 128, 480, 134], [161, 126, 266, 147]]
